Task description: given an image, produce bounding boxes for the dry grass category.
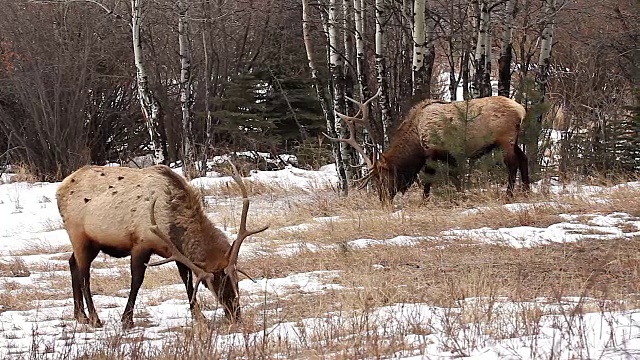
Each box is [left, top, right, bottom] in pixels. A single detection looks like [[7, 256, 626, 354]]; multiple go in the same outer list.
[[0, 258, 31, 277], [11, 242, 72, 256], [3, 178, 640, 359]]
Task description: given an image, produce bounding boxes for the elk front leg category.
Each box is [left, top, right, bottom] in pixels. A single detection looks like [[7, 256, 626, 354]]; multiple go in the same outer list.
[[177, 262, 203, 319], [122, 249, 152, 329]]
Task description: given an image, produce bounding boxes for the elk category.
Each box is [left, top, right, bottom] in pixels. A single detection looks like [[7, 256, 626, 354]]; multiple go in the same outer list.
[[56, 164, 267, 329], [329, 91, 530, 202]]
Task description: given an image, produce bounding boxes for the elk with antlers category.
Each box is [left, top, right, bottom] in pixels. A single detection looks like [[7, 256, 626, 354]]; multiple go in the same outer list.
[[56, 164, 267, 329], [328, 91, 530, 202]]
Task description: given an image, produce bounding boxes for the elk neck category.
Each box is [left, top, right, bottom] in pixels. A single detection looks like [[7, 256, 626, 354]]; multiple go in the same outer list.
[[382, 135, 427, 193]]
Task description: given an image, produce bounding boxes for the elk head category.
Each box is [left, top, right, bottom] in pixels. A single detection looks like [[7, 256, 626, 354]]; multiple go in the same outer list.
[[146, 162, 268, 318], [325, 88, 398, 203]]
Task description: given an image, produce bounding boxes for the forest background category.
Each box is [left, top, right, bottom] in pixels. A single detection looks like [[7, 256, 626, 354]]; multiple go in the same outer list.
[[0, 0, 637, 191]]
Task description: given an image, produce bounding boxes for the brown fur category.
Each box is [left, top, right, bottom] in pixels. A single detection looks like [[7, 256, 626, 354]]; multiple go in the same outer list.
[[372, 96, 530, 202], [56, 165, 238, 328]]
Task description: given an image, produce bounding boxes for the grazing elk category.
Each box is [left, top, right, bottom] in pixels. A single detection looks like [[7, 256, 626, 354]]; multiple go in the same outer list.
[[56, 164, 267, 329], [329, 92, 530, 203]]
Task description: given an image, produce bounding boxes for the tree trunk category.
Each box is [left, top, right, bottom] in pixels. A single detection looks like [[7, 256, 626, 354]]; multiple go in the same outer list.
[[302, 0, 346, 192], [528, 0, 557, 176], [131, 0, 167, 165], [536, 0, 556, 109], [200, 7, 213, 175], [342, 0, 358, 179], [353, 0, 368, 101], [412, 0, 426, 97], [178, 0, 196, 179], [375, 0, 391, 149], [328, 0, 351, 191], [497, 0, 516, 97], [472, 1, 491, 98], [423, 1, 436, 98]]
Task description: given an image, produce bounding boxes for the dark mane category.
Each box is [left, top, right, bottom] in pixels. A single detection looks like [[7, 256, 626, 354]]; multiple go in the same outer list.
[[151, 165, 204, 215]]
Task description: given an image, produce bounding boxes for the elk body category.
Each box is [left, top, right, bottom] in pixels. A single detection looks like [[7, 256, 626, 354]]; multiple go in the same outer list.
[[331, 93, 530, 202], [56, 164, 266, 329]]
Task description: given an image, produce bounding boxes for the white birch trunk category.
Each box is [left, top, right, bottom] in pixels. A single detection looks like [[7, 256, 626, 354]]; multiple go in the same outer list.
[[537, 0, 556, 100], [498, 0, 516, 97], [483, 10, 492, 96], [412, 0, 426, 96], [302, 0, 347, 191], [354, 0, 367, 99], [424, 0, 436, 97], [200, 19, 212, 174], [178, 0, 195, 178], [375, 0, 390, 149], [472, 1, 491, 98], [131, 0, 165, 164], [329, 0, 351, 188]]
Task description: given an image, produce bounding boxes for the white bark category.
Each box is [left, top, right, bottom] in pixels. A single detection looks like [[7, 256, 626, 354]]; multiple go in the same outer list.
[[131, 0, 164, 164], [328, 0, 342, 71], [412, 0, 426, 95], [329, 0, 351, 188], [472, 1, 491, 98], [178, 0, 195, 178], [354, 0, 367, 98], [302, 0, 346, 191], [537, 0, 557, 105], [498, 0, 516, 97], [500, 0, 515, 58], [375, 0, 390, 148], [538, 0, 556, 67]]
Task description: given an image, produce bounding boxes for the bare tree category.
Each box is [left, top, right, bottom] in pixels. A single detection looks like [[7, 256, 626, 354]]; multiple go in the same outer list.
[[132, 0, 168, 165], [178, 0, 197, 179], [375, 0, 391, 148], [412, 0, 427, 96], [472, 0, 492, 98], [497, 0, 516, 97]]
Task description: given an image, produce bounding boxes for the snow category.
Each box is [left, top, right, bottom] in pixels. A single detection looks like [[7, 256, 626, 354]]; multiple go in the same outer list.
[[0, 163, 639, 358]]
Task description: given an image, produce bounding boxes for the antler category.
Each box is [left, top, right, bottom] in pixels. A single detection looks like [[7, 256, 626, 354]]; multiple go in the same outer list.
[[324, 88, 382, 170], [146, 197, 216, 305], [224, 161, 269, 297]]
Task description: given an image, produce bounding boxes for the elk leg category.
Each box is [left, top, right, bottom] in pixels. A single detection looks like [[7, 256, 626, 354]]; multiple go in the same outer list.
[[121, 249, 152, 329], [69, 253, 89, 323], [515, 145, 531, 191], [421, 165, 436, 198], [177, 262, 203, 318], [75, 245, 101, 327], [503, 146, 519, 197]]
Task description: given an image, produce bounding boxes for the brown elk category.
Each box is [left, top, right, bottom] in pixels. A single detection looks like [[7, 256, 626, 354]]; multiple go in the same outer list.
[[56, 164, 267, 329], [329, 92, 530, 202]]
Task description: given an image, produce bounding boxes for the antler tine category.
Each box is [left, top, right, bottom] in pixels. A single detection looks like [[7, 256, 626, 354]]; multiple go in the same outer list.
[[146, 197, 215, 305], [224, 160, 268, 296], [344, 87, 382, 126], [323, 117, 374, 169]]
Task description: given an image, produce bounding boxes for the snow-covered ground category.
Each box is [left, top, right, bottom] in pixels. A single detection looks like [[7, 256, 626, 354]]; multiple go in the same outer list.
[[0, 165, 638, 359]]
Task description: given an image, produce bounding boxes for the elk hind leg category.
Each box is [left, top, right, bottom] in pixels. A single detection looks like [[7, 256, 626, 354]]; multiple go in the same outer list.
[[515, 145, 530, 191], [73, 243, 101, 327], [122, 248, 152, 329], [69, 253, 89, 324], [502, 145, 519, 197]]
